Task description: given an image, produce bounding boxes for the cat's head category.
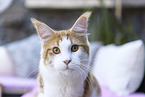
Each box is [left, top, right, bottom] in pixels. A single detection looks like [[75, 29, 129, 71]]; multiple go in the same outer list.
[[31, 12, 91, 74]]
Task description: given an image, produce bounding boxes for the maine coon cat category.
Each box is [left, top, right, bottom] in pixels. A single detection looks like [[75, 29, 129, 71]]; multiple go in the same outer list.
[[31, 11, 101, 97]]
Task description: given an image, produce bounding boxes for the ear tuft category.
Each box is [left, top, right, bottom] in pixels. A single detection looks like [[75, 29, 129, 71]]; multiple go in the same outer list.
[[30, 18, 43, 27], [81, 11, 92, 22], [70, 11, 92, 36]]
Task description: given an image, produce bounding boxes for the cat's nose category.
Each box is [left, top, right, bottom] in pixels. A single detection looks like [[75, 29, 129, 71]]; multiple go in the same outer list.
[[63, 60, 71, 65]]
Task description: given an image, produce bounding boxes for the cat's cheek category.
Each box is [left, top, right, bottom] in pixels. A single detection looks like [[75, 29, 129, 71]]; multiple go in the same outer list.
[[72, 48, 84, 58], [52, 56, 66, 70], [54, 65, 67, 71], [70, 53, 81, 68], [76, 48, 89, 66]]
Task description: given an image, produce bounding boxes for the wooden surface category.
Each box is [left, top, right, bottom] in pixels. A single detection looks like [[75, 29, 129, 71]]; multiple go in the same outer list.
[[0, 84, 2, 97], [122, 0, 145, 7], [25, 0, 145, 9], [25, 0, 114, 9]]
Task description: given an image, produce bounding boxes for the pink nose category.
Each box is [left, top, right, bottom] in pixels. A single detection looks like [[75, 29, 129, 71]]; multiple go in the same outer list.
[[63, 60, 71, 65]]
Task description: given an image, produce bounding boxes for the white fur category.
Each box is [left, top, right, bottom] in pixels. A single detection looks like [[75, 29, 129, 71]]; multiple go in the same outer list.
[[38, 37, 90, 97], [0, 46, 14, 75]]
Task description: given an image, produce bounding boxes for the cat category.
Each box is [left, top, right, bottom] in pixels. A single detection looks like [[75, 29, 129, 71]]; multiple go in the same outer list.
[[31, 11, 101, 97]]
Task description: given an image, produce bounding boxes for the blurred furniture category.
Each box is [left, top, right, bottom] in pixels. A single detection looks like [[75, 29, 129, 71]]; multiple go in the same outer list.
[[0, 35, 144, 97], [0, 84, 2, 97], [22, 83, 145, 97], [0, 76, 36, 97]]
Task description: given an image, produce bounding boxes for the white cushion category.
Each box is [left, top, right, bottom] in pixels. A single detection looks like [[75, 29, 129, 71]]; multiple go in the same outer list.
[[92, 40, 144, 96], [0, 46, 15, 76]]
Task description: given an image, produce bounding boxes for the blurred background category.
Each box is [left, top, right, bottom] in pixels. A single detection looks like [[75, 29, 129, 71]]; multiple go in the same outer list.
[[0, 0, 145, 97], [0, 0, 145, 45]]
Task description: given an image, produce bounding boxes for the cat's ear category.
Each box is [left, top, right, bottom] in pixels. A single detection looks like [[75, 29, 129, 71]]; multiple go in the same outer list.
[[70, 11, 91, 36], [30, 18, 55, 42]]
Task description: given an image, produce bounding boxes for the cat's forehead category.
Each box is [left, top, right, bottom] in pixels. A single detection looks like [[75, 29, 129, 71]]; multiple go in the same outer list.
[[56, 30, 71, 37], [58, 36, 71, 48], [55, 30, 85, 46], [44, 30, 72, 48], [55, 30, 72, 45], [44, 30, 88, 49]]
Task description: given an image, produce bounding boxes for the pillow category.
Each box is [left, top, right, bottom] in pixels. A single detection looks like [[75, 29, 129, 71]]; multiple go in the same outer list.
[[5, 34, 40, 78], [0, 46, 15, 76], [100, 84, 145, 97], [92, 40, 144, 96]]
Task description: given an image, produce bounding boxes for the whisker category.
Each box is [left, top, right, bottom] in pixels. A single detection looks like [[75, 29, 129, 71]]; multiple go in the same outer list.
[[80, 65, 92, 72], [24, 68, 39, 79], [23, 68, 38, 93], [80, 65, 96, 77], [76, 68, 86, 85], [80, 59, 94, 63], [76, 67, 90, 84], [76, 67, 93, 90], [81, 64, 106, 83]]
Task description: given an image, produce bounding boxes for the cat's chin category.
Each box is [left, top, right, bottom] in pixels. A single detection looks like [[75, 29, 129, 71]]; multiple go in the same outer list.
[[59, 68, 76, 75], [63, 68, 74, 72]]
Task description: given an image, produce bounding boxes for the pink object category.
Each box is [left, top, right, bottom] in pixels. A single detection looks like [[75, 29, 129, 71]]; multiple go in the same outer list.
[[0, 76, 144, 97], [21, 86, 38, 97], [101, 85, 145, 97], [22, 84, 145, 97], [0, 76, 36, 94]]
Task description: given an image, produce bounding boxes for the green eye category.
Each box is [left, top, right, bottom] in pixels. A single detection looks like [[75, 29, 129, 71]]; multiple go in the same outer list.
[[71, 45, 79, 52], [53, 47, 60, 54]]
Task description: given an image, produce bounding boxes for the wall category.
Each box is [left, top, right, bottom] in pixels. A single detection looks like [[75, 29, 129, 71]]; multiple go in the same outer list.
[[0, 0, 145, 44], [0, 0, 84, 45]]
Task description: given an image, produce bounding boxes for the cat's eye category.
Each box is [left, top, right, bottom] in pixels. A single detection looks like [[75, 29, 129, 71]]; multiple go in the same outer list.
[[71, 45, 79, 52], [53, 47, 60, 54]]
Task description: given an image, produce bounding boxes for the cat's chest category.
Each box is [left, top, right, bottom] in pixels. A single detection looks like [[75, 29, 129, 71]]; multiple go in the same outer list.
[[38, 63, 87, 97], [41, 82, 84, 97]]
